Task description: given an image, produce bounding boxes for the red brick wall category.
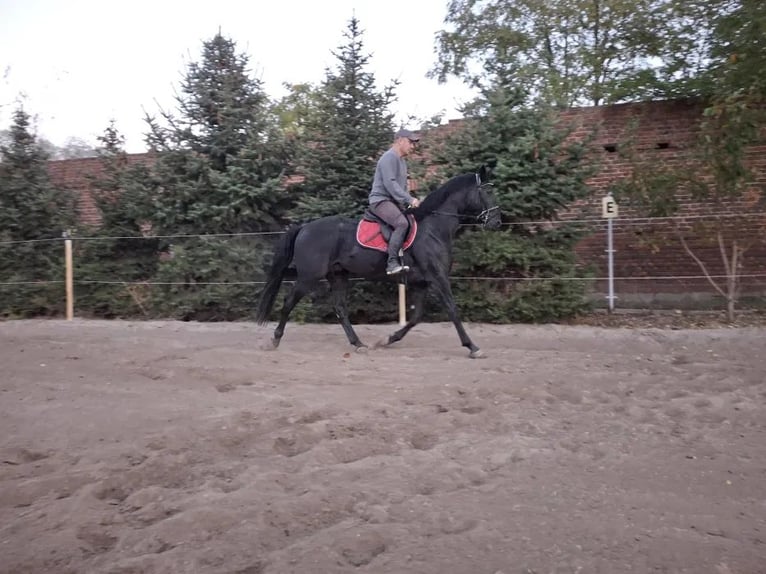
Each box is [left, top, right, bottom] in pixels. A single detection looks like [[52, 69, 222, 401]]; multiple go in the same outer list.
[[557, 100, 766, 301], [47, 153, 155, 227]]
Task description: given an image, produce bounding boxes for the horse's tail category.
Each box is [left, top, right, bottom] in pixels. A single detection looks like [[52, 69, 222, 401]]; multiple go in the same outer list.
[[255, 224, 302, 325]]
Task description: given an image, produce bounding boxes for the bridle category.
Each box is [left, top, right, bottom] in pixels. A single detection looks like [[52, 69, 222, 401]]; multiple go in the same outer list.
[[430, 172, 500, 227], [477, 203, 500, 226]]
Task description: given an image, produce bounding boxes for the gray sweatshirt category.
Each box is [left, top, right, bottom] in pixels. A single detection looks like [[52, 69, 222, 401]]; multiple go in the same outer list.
[[369, 148, 417, 206]]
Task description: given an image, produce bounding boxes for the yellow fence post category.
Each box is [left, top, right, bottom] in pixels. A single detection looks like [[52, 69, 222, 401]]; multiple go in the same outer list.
[[398, 283, 406, 326], [63, 231, 73, 320]]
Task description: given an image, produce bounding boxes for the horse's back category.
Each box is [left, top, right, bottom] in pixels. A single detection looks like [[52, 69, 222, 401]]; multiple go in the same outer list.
[[296, 216, 355, 245], [293, 215, 384, 277], [291, 216, 357, 276]]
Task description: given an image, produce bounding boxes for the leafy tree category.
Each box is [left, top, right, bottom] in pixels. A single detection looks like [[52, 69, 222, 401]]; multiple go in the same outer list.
[[696, 0, 766, 318], [128, 33, 293, 320], [272, 82, 323, 138], [290, 16, 398, 221], [0, 107, 76, 316], [56, 136, 98, 159], [653, 0, 729, 99], [431, 0, 723, 106], [611, 0, 766, 320], [701, 0, 766, 118], [422, 84, 595, 321]]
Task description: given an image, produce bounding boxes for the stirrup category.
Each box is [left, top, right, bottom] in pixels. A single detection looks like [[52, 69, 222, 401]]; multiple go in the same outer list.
[[386, 261, 409, 275]]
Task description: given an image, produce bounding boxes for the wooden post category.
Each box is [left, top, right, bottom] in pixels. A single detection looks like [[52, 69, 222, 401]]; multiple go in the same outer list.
[[398, 283, 406, 326], [64, 231, 73, 320]]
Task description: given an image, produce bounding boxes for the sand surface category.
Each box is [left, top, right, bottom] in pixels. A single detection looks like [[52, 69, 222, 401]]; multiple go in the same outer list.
[[1, 319, 765, 573]]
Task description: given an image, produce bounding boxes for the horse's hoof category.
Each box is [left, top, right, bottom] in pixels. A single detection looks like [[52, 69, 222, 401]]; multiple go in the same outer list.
[[260, 337, 279, 351], [469, 349, 485, 359], [355, 345, 368, 354]]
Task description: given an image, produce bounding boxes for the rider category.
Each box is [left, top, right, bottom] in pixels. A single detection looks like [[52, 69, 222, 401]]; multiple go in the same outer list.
[[368, 128, 422, 275]]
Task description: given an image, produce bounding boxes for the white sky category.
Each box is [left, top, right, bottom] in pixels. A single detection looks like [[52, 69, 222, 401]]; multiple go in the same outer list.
[[0, 0, 477, 153]]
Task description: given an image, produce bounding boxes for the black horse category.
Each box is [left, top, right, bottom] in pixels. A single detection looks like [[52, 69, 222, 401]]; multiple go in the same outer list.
[[255, 167, 502, 357]]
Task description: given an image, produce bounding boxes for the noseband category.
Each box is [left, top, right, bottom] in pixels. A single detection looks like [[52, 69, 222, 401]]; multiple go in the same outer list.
[[477, 203, 500, 226]]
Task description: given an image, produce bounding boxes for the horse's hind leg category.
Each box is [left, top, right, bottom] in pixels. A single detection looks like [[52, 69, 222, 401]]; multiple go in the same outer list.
[[327, 272, 366, 349], [379, 281, 427, 347], [271, 279, 315, 348]]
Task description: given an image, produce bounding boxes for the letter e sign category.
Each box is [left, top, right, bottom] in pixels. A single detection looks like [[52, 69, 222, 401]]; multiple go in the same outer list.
[[602, 195, 618, 218]]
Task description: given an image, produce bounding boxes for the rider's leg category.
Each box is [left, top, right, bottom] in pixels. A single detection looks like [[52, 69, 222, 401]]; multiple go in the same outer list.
[[370, 201, 410, 274]]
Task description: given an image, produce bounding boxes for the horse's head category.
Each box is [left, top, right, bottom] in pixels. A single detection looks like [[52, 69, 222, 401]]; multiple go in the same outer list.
[[416, 166, 502, 229], [473, 166, 502, 230]]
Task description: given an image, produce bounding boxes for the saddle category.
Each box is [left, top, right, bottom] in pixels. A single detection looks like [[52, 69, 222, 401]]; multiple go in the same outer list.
[[356, 210, 417, 253]]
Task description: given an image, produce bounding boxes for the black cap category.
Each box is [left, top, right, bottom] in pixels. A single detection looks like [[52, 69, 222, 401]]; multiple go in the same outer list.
[[395, 128, 421, 142]]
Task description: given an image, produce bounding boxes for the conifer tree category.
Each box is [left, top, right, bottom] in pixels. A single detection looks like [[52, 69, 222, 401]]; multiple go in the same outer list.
[[128, 33, 292, 320], [142, 33, 292, 235], [0, 107, 76, 316], [275, 17, 404, 323], [290, 17, 398, 220], [424, 84, 595, 322]]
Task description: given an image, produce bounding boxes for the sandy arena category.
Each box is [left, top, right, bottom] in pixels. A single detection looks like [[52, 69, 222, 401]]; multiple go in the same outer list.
[[1, 319, 764, 573]]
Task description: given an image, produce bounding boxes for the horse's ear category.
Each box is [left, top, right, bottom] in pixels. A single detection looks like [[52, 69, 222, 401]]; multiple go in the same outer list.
[[479, 165, 492, 183]]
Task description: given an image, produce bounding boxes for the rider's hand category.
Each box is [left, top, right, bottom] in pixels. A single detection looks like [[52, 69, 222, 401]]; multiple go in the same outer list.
[[410, 197, 421, 208]]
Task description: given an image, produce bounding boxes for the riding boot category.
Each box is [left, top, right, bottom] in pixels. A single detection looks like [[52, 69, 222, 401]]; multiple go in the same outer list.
[[386, 227, 409, 275]]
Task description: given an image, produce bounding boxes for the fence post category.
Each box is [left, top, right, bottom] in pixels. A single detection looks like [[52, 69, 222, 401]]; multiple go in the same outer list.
[[398, 283, 406, 326], [63, 231, 73, 320]]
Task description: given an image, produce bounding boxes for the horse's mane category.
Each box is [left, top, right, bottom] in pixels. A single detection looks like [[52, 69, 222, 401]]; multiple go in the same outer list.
[[412, 173, 475, 221]]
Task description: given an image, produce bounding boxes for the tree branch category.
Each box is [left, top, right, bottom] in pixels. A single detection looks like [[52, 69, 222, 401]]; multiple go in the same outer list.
[[676, 226, 727, 299], [717, 229, 731, 275]]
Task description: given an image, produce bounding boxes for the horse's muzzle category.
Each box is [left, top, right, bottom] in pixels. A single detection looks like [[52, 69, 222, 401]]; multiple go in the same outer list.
[[478, 206, 501, 229]]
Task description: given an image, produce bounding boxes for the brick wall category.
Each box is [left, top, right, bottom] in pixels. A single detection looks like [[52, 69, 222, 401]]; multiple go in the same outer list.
[[47, 153, 155, 226], [47, 101, 765, 306], [557, 100, 765, 303]]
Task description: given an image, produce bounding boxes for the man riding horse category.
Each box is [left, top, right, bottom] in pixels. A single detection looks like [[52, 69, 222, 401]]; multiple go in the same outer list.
[[368, 129, 422, 275], [255, 161, 502, 357]]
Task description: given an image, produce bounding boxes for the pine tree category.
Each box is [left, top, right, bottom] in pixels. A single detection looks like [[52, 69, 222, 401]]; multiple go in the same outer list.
[[0, 107, 76, 316], [274, 17, 403, 323], [290, 17, 398, 220], [424, 85, 595, 322], [142, 33, 292, 236], [129, 33, 292, 320]]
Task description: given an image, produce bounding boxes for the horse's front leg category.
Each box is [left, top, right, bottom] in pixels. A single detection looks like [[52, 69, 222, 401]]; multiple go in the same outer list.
[[429, 270, 483, 358], [378, 281, 428, 347], [328, 272, 366, 350]]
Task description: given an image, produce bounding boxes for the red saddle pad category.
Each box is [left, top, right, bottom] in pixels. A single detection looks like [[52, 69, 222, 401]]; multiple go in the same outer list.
[[355, 217, 417, 253]]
